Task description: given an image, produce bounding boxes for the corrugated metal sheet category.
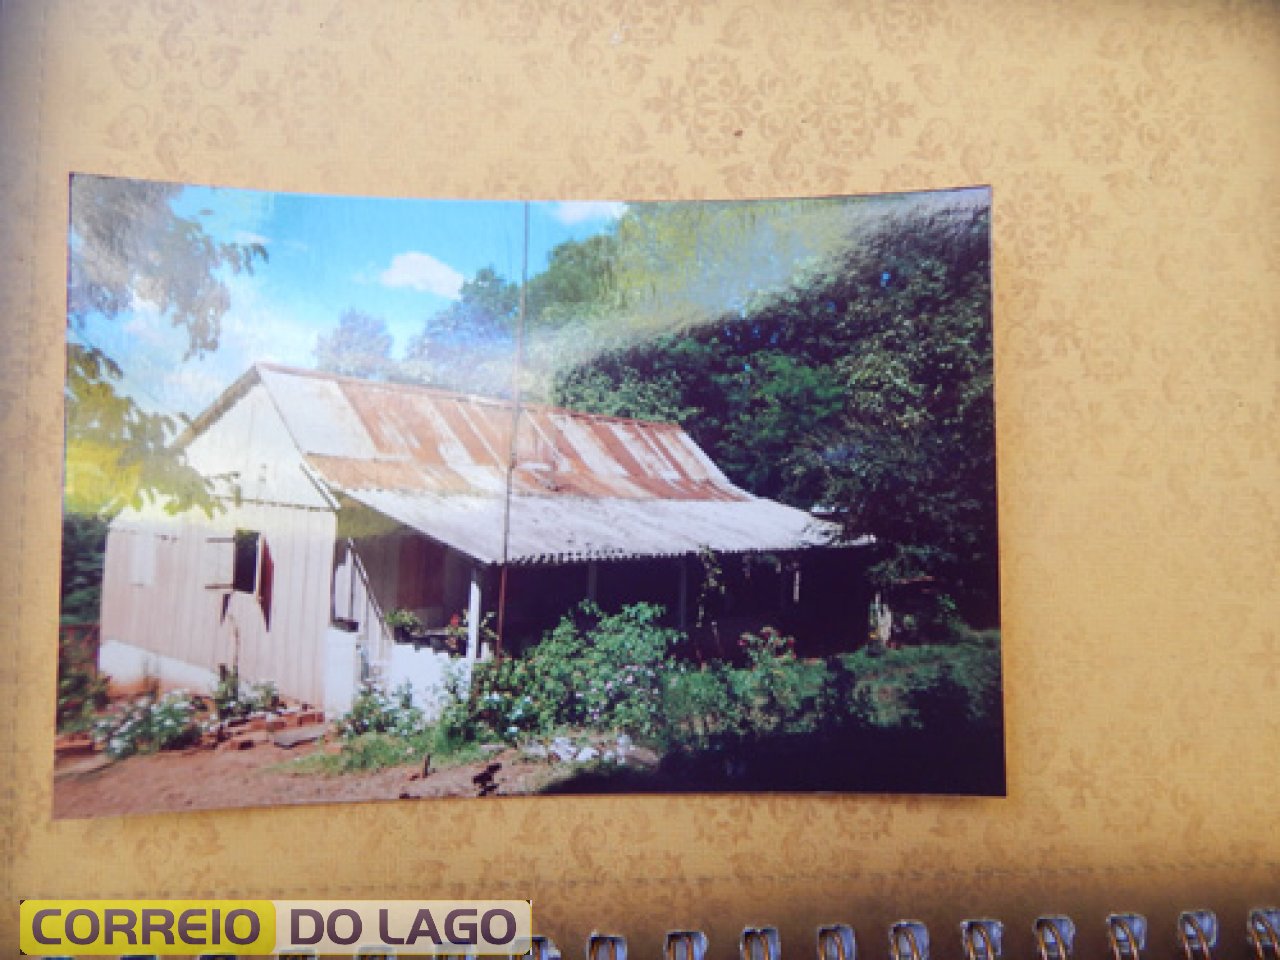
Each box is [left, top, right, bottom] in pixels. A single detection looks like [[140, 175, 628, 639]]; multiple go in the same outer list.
[[339, 489, 845, 565], [253, 364, 848, 564]]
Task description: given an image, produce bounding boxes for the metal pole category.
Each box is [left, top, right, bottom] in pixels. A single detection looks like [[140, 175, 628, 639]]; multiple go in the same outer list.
[[496, 201, 530, 658]]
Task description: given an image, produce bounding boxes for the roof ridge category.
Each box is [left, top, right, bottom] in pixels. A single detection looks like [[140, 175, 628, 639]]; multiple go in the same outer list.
[[254, 361, 680, 429]]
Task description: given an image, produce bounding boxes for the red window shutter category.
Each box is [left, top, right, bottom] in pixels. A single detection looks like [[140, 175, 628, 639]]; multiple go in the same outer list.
[[258, 539, 275, 630]]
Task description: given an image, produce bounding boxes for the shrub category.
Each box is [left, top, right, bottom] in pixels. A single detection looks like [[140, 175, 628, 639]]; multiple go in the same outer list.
[[384, 608, 422, 631], [733, 627, 827, 735], [450, 602, 681, 744], [212, 666, 248, 720], [246, 679, 280, 714], [815, 657, 876, 730], [661, 630, 837, 754], [462, 657, 546, 742], [662, 663, 738, 752], [901, 667, 973, 730], [57, 631, 109, 732], [528, 602, 678, 739], [94, 691, 203, 759], [338, 731, 428, 771], [211, 666, 281, 720], [339, 681, 425, 740]]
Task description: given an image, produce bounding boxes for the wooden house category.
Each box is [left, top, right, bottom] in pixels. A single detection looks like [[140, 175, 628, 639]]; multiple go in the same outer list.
[[99, 364, 867, 715]]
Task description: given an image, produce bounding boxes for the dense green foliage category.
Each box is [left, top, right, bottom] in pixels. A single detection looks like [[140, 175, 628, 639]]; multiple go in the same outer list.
[[321, 602, 1001, 789], [439, 602, 681, 745], [553, 201, 997, 621], [56, 629, 110, 731], [60, 514, 109, 624]]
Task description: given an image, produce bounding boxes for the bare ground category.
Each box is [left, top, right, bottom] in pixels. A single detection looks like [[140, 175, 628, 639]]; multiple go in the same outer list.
[[52, 734, 556, 819]]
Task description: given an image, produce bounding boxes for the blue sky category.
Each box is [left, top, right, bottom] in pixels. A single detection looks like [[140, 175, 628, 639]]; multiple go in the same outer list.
[[77, 181, 627, 418], [73, 179, 989, 420]]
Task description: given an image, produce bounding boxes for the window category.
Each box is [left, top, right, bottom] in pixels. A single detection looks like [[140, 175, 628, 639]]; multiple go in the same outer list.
[[209, 529, 274, 629], [233, 530, 260, 593]]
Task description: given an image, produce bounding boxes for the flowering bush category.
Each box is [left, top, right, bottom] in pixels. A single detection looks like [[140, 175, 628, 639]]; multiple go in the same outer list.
[[527, 602, 678, 739], [93, 691, 204, 759], [462, 657, 545, 741], [439, 603, 680, 744], [338, 681, 425, 740], [211, 666, 280, 720]]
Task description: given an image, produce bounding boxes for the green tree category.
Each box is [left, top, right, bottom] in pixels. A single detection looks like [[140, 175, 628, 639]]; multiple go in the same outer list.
[[66, 175, 267, 517], [400, 267, 520, 396], [409, 266, 520, 348], [60, 513, 110, 624], [525, 233, 623, 327], [553, 198, 997, 622], [314, 308, 394, 379]]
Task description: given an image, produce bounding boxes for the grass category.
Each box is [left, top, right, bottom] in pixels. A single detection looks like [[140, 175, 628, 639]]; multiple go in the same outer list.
[[275, 730, 487, 776]]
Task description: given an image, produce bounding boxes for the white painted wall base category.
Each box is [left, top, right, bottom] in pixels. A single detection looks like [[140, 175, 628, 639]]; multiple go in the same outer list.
[[323, 628, 360, 717], [385, 644, 472, 719], [98, 639, 220, 694]]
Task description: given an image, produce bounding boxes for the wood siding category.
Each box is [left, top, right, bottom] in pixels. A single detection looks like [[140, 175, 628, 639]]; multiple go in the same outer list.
[[100, 502, 337, 706], [100, 381, 338, 706]]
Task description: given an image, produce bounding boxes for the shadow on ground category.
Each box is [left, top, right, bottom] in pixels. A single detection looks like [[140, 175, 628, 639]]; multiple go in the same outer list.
[[538, 715, 1006, 797]]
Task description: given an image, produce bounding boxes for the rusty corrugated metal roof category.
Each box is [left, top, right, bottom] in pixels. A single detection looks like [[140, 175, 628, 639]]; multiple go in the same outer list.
[[250, 364, 848, 563]]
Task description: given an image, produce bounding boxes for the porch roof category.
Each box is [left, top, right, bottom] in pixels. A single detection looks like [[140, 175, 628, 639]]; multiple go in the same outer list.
[[337, 487, 848, 565]]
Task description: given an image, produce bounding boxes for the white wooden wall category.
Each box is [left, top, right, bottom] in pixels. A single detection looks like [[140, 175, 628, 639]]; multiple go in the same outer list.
[[98, 378, 349, 705], [101, 501, 338, 706], [332, 540, 393, 683]]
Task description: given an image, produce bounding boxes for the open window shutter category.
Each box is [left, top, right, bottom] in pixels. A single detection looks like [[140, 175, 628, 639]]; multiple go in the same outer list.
[[204, 535, 235, 589], [257, 539, 275, 629]]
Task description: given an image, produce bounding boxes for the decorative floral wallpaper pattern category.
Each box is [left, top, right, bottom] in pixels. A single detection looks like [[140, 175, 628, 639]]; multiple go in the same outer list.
[[0, 0, 1277, 955]]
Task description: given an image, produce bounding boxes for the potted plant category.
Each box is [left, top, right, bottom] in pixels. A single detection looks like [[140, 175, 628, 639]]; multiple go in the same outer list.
[[437, 613, 466, 655], [384, 608, 424, 644]]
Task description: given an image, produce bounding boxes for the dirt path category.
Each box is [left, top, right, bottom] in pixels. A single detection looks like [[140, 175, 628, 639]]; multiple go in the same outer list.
[[53, 736, 552, 818]]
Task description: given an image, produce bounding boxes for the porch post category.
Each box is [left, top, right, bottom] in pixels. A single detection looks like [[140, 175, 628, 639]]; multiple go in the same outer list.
[[677, 555, 688, 630], [468, 565, 483, 661]]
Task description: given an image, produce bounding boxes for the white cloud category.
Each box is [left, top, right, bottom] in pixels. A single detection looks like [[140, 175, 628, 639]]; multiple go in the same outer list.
[[116, 272, 319, 417], [378, 251, 464, 298], [233, 230, 271, 246], [551, 201, 628, 225]]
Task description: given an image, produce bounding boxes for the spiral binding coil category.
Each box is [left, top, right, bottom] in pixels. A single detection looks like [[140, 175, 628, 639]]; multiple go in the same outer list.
[[183, 908, 1280, 960], [588, 934, 627, 960], [890, 920, 929, 960], [961, 919, 1002, 960], [665, 930, 708, 960], [1106, 914, 1146, 960], [818, 923, 857, 960], [1178, 911, 1219, 960], [1034, 915, 1076, 960], [1250, 909, 1280, 960], [742, 926, 782, 960]]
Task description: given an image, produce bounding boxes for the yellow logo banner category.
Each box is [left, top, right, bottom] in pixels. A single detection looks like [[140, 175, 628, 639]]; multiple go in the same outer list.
[[20, 899, 532, 955], [20, 899, 275, 955]]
